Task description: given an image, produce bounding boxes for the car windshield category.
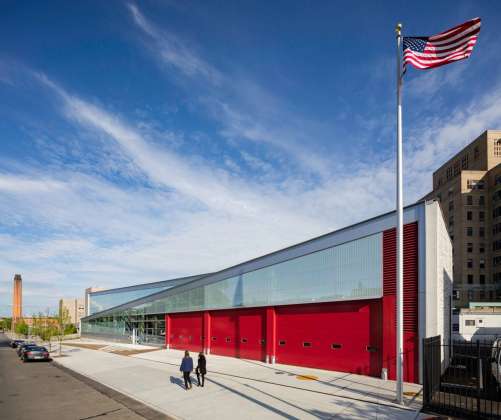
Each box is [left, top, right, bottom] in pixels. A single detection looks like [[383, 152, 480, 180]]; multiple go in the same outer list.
[[29, 347, 47, 351]]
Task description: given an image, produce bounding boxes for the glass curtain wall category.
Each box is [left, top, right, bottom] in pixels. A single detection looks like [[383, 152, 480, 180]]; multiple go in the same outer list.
[[83, 232, 382, 341]]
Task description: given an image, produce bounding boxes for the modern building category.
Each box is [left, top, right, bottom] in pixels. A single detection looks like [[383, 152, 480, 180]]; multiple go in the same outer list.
[[59, 298, 85, 325], [84, 287, 103, 317], [453, 302, 501, 342], [12, 274, 22, 325], [86, 275, 204, 317], [424, 130, 501, 307], [82, 201, 452, 384]]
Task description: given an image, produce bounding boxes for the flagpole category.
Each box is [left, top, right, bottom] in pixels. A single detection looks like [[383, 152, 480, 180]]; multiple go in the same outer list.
[[395, 22, 404, 405]]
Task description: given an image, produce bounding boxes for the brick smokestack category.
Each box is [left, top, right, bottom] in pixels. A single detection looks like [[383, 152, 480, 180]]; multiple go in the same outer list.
[[12, 274, 22, 323]]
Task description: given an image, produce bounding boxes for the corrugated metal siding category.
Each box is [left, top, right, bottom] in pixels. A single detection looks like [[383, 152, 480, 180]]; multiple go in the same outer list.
[[382, 222, 418, 332]]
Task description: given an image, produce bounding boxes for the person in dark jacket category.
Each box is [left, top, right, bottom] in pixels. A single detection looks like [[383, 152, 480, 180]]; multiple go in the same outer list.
[[195, 352, 207, 387], [180, 350, 194, 390]]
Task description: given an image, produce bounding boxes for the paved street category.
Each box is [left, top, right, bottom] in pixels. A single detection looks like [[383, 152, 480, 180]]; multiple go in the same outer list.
[[0, 333, 169, 420]]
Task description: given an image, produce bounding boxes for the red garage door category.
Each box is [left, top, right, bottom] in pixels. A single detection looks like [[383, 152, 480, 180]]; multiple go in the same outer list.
[[170, 312, 203, 352], [275, 300, 381, 376], [210, 308, 265, 361]]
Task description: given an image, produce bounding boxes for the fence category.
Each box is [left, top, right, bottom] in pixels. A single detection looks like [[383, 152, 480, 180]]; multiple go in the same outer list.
[[423, 335, 501, 419]]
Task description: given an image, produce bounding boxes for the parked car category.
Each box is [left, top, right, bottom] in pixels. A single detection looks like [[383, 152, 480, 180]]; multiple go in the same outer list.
[[17, 343, 37, 357], [10, 339, 25, 348], [491, 338, 501, 389], [22, 346, 50, 362]]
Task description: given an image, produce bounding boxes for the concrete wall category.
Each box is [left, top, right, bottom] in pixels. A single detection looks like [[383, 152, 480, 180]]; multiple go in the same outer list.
[[423, 201, 453, 374]]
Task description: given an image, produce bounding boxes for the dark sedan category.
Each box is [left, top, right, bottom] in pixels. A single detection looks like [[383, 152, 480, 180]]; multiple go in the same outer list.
[[10, 339, 25, 348], [17, 343, 37, 357], [22, 346, 51, 362]]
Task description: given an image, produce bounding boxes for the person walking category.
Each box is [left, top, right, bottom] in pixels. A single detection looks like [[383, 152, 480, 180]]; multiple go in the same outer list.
[[196, 352, 207, 387], [180, 350, 194, 390]]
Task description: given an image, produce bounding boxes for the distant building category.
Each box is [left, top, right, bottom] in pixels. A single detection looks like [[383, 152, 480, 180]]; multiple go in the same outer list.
[[424, 130, 501, 307], [59, 298, 85, 325], [12, 274, 22, 325], [453, 302, 501, 341]]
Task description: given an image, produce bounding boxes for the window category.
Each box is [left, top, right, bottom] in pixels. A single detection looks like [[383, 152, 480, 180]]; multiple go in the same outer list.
[[453, 323, 459, 332], [494, 256, 501, 266], [225, 337, 231, 343], [468, 179, 479, 189], [211, 337, 217, 341], [278, 340, 286, 346], [480, 259, 485, 269], [467, 243, 473, 253], [494, 223, 501, 235], [449, 201, 454, 211], [447, 167, 453, 180], [479, 243, 485, 253], [467, 211, 472, 221], [480, 227, 485, 237], [494, 207, 501, 218], [462, 154, 469, 169], [479, 196, 485, 206], [453, 290, 460, 300], [493, 240, 501, 251], [241, 338, 248, 343], [465, 320, 475, 326], [366, 346, 378, 352], [480, 274, 485, 284], [494, 138, 501, 156], [467, 227, 473, 236], [479, 211, 485, 222], [467, 195, 473, 205], [468, 290, 475, 300], [454, 161, 460, 176], [302, 342, 312, 348], [467, 274, 474, 284], [331, 343, 342, 349], [467, 259, 473, 268], [479, 291, 485, 299]]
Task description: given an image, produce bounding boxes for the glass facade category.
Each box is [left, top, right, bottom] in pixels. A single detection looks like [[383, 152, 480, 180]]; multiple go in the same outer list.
[[82, 233, 382, 342], [89, 286, 173, 315]]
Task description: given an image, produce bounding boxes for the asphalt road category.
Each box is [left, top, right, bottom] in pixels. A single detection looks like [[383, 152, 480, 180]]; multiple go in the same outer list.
[[0, 333, 168, 420]]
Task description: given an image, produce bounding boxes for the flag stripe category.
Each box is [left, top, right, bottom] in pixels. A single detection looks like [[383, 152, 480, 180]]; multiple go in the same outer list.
[[403, 17, 480, 71], [405, 42, 476, 60]]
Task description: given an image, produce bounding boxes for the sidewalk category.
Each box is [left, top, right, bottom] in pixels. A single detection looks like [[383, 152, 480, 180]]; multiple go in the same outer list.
[[58, 339, 426, 419]]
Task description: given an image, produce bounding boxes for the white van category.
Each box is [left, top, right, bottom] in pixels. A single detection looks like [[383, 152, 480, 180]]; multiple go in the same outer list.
[[491, 338, 501, 389]]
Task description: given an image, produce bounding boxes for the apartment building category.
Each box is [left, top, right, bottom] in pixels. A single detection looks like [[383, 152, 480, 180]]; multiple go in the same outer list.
[[59, 297, 85, 325], [424, 130, 501, 307]]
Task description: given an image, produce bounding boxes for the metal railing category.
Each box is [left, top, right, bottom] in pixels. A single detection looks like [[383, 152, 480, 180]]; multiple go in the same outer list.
[[423, 336, 501, 419]]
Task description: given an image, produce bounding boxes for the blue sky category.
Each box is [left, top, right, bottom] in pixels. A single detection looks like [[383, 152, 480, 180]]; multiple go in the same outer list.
[[1, 0, 501, 316]]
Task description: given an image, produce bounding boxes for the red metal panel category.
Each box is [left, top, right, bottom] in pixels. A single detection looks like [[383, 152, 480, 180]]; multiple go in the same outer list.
[[275, 300, 381, 375], [382, 222, 419, 383], [210, 308, 266, 361], [165, 314, 171, 348], [170, 312, 204, 353]]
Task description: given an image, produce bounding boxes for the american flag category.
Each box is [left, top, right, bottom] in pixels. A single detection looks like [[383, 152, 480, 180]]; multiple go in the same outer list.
[[403, 17, 481, 71]]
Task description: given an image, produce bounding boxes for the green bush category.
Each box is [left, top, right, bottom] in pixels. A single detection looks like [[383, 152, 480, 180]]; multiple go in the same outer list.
[[15, 321, 29, 336], [64, 324, 77, 335]]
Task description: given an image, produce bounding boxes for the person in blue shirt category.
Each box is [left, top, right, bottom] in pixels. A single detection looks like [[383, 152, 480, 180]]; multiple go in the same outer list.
[[180, 350, 194, 390]]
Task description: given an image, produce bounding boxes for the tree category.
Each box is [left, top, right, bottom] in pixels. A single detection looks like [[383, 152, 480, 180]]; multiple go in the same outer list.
[[57, 306, 71, 355], [15, 320, 29, 336], [1, 317, 12, 331]]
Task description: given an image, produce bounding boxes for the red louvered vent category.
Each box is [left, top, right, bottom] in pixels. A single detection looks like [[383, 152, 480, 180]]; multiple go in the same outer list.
[[382, 222, 418, 332]]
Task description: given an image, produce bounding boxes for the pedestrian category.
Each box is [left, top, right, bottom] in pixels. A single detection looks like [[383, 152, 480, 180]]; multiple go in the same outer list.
[[196, 352, 207, 387], [180, 350, 193, 390]]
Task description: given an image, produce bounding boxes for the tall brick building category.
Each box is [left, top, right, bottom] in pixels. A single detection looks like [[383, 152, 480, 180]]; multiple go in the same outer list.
[[424, 130, 501, 307]]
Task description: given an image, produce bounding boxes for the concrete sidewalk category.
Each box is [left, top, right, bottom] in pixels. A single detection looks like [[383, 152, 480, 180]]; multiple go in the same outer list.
[[58, 339, 425, 420]]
